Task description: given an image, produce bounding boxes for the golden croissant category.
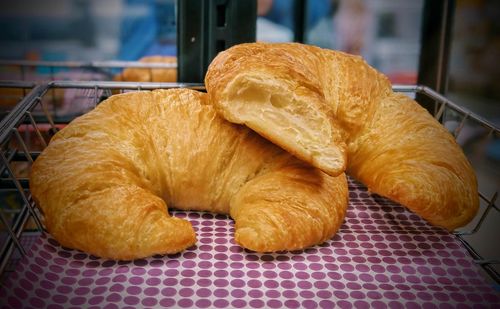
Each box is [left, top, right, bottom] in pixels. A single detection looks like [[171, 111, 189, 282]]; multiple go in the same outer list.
[[205, 42, 478, 231], [30, 88, 348, 260]]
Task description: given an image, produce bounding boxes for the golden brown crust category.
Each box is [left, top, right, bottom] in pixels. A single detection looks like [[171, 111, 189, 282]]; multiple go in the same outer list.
[[231, 164, 348, 251], [206, 43, 348, 176], [30, 88, 348, 259], [206, 42, 479, 231], [347, 93, 478, 230]]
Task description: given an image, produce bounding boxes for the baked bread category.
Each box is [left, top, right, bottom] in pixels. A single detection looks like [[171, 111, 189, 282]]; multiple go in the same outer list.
[[205, 44, 347, 176], [30, 88, 348, 259], [205, 42, 479, 231], [114, 55, 177, 82]]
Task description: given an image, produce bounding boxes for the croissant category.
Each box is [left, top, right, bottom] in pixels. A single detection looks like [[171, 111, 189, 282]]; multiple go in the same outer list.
[[205, 42, 479, 231], [30, 88, 348, 259], [114, 55, 177, 82]]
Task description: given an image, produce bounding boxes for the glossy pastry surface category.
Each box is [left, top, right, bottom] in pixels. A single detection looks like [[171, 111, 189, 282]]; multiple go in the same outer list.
[[206, 42, 479, 231], [30, 89, 348, 259]]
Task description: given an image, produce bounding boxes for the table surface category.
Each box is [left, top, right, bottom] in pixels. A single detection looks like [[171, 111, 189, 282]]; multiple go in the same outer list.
[[0, 178, 498, 309]]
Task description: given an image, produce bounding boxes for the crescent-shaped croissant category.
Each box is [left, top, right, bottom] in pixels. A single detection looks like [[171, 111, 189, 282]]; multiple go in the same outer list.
[[30, 88, 348, 259], [205, 42, 478, 231]]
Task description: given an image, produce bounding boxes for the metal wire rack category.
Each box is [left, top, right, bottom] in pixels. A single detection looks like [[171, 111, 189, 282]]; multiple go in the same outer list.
[[0, 59, 178, 125], [0, 81, 498, 287], [0, 60, 177, 83], [0, 81, 37, 121]]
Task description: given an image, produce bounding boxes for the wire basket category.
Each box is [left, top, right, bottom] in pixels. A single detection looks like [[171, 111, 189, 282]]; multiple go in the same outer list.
[[0, 81, 498, 304], [0, 81, 37, 121], [394, 86, 500, 284], [0, 60, 177, 83], [0, 59, 177, 125]]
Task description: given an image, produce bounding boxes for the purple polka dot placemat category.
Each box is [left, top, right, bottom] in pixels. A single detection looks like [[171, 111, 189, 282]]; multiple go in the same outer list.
[[1, 178, 499, 308]]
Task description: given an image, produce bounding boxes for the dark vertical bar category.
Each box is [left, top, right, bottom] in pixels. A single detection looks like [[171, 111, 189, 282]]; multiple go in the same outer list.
[[216, 3, 227, 27], [177, 0, 257, 83], [207, 0, 257, 70], [417, 0, 455, 115], [177, 0, 205, 83], [294, 0, 307, 43]]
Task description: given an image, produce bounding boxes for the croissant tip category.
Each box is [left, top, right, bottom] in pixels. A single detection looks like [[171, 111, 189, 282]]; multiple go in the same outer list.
[[234, 227, 268, 252]]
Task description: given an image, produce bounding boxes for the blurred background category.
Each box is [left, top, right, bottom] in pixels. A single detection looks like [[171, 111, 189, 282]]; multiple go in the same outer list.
[[2, 0, 497, 147], [0, 0, 498, 115], [0, 3, 497, 184]]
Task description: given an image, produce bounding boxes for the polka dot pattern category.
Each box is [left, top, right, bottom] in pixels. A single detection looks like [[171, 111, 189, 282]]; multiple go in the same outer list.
[[0, 178, 498, 308]]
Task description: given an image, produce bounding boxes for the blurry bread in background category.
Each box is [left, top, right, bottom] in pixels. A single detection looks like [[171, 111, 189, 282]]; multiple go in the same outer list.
[[114, 56, 177, 83], [0, 87, 26, 109]]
